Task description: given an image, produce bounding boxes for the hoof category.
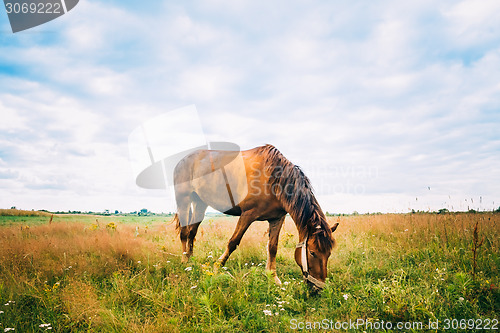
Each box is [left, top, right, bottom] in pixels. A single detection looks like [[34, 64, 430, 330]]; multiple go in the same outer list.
[[218, 257, 227, 267], [266, 270, 282, 285]]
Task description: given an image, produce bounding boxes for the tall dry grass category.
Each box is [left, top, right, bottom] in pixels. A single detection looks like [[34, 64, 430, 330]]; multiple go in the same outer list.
[[330, 212, 499, 251], [0, 208, 52, 217], [0, 213, 498, 332], [0, 222, 178, 290]]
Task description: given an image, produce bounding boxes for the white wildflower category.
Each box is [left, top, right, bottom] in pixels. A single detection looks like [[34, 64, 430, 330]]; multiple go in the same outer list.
[[343, 294, 349, 301], [263, 309, 273, 316], [190, 285, 197, 289], [185, 267, 193, 271]]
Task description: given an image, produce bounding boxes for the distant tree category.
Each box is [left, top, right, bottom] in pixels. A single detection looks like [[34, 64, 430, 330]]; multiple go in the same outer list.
[[495, 206, 500, 213], [438, 208, 449, 214]]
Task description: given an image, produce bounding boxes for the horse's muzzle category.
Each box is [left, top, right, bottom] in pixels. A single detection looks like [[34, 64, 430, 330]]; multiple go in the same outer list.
[[302, 272, 325, 292], [305, 279, 323, 294]]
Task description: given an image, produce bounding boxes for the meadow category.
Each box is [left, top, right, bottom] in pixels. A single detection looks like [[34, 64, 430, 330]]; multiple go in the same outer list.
[[0, 210, 498, 332]]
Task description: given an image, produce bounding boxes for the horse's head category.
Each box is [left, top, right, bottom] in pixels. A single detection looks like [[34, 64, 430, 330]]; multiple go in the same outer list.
[[294, 222, 339, 292]]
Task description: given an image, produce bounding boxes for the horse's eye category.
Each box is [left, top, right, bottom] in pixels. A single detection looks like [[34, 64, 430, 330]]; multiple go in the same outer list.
[[309, 251, 316, 257]]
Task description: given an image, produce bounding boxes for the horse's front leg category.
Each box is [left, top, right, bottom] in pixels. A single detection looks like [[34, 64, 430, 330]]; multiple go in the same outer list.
[[266, 215, 286, 285], [175, 185, 193, 263], [179, 226, 190, 263], [218, 210, 256, 266]]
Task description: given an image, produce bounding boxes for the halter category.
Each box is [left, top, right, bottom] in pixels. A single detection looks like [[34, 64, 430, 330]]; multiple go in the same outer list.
[[296, 234, 325, 290]]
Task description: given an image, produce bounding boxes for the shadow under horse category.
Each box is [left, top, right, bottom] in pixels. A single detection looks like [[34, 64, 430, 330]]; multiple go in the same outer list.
[[173, 144, 338, 291]]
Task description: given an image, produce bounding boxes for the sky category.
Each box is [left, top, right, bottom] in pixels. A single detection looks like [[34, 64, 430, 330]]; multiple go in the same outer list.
[[0, 0, 499, 214]]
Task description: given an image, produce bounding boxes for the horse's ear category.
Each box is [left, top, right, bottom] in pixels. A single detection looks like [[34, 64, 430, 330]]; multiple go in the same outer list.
[[330, 222, 339, 233]]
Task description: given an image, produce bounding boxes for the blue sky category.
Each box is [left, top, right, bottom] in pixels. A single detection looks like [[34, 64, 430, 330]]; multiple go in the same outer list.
[[1, 0, 499, 214]]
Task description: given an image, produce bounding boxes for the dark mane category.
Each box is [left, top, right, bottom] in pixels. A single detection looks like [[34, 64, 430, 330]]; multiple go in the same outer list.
[[257, 144, 335, 252]]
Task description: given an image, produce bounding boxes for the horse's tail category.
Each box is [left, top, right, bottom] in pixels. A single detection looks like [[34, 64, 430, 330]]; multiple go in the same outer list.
[[173, 213, 181, 234]]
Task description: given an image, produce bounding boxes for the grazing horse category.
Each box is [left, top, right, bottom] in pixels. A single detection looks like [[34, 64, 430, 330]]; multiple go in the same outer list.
[[173, 144, 339, 291]]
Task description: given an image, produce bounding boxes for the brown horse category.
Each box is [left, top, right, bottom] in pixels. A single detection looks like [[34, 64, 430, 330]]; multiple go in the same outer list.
[[173, 144, 339, 291]]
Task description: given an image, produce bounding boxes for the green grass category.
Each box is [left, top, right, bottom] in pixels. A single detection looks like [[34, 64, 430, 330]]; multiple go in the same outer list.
[[0, 213, 498, 332], [0, 213, 171, 226]]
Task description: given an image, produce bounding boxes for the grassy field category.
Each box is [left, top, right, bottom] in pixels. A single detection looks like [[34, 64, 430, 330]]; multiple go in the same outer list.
[[0, 211, 498, 332]]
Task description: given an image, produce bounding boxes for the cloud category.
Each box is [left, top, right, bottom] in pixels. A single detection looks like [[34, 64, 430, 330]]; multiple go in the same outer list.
[[0, 100, 27, 131], [0, 0, 498, 213], [175, 65, 243, 101], [443, 0, 500, 48]]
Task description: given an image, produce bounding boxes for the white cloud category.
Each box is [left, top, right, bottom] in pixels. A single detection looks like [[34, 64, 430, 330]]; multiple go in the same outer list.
[[444, 0, 500, 47], [0, 100, 27, 131], [176, 65, 242, 101], [0, 0, 498, 213]]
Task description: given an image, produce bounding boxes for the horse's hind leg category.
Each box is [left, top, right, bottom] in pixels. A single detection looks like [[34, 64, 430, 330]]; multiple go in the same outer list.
[[177, 203, 192, 263], [218, 210, 257, 266], [175, 184, 194, 263], [186, 196, 208, 258], [267, 215, 286, 285]]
